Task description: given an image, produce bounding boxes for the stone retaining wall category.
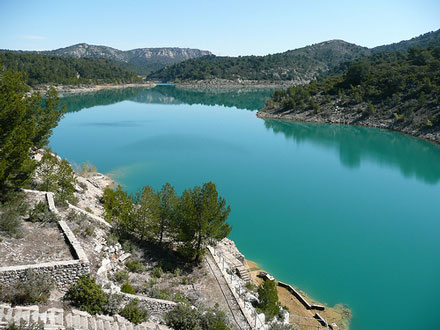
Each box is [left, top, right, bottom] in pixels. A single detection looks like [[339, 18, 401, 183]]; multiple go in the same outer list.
[[119, 292, 177, 316], [0, 260, 90, 291], [0, 192, 91, 290]]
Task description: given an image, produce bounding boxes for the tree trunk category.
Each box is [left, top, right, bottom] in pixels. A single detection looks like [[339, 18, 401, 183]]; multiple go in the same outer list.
[[194, 230, 202, 262], [159, 219, 164, 244]]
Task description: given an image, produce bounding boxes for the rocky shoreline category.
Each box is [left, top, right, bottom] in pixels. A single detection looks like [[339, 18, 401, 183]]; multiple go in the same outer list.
[[257, 109, 440, 145], [31, 82, 156, 97], [93, 170, 350, 329], [174, 78, 299, 89]]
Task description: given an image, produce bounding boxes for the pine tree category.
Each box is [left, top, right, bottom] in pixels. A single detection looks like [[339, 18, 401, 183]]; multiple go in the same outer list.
[[176, 182, 231, 262], [0, 68, 63, 194]]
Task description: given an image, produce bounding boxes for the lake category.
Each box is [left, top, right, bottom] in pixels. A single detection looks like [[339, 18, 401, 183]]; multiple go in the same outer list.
[[50, 85, 440, 330]]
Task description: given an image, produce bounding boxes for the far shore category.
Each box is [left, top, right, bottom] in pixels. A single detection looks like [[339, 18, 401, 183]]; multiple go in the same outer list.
[[257, 110, 440, 146], [174, 79, 298, 89], [32, 82, 156, 97]]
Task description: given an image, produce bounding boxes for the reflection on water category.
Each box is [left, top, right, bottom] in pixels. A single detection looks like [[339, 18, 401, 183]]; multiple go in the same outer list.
[[60, 85, 275, 113], [263, 119, 440, 184]]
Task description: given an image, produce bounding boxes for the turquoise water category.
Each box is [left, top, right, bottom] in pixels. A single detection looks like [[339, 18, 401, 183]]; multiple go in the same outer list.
[[51, 86, 440, 330]]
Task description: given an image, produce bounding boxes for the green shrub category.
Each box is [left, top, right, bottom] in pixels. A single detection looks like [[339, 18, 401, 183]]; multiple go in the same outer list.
[[160, 261, 174, 273], [66, 275, 107, 315], [125, 259, 146, 273], [165, 303, 229, 330], [0, 191, 27, 237], [172, 292, 189, 304], [83, 225, 94, 237], [144, 279, 157, 289], [79, 161, 97, 176], [0, 209, 22, 237], [269, 323, 293, 330], [113, 271, 129, 283], [6, 322, 43, 330], [151, 266, 163, 278], [28, 201, 59, 223], [149, 288, 171, 300], [173, 268, 181, 277], [257, 280, 280, 320], [102, 293, 123, 316], [245, 282, 257, 292], [121, 282, 136, 294], [106, 233, 119, 246], [366, 103, 375, 115], [164, 303, 200, 330], [120, 299, 149, 324], [394, 112, 404, 120], [0, 270, 53, 306]]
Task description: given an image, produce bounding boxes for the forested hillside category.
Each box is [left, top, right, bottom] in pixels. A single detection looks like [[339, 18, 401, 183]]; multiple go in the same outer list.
[[372, 29, 440, 53], [258, 46, 440, 143], [148, 40, 370, 82], [0, 51, 142, 86]]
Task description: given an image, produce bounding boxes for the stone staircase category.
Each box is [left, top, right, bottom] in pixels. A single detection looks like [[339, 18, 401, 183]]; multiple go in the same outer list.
[[0, 304, 169, 330], [222, 252, 251, 283]]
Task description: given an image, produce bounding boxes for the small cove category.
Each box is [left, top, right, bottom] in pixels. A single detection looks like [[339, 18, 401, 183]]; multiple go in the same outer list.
[[50, 86, 440, 330]]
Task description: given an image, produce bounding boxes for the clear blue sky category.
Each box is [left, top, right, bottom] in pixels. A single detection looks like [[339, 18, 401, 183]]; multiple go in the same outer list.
[[1, 0, 439, 56]]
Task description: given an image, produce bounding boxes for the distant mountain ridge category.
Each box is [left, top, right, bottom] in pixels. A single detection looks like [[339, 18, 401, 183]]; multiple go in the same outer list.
[[148, 39, 371, 82], [148, 28, 440, 83], [37, 43, 212, 75], [372, 29, 440, 53]]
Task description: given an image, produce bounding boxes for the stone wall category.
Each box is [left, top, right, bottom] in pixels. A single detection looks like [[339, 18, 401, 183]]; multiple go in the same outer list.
[[0, 260, 90, 291], [0, 199, 91, 290], [118, 292, 177, 316]]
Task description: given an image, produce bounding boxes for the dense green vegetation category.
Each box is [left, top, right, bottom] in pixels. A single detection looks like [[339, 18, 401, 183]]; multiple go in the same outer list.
[[0, 51, 142, 86], [66, 275, 130, 317], [103, 182, 231, 263], [372, 29, 440, 53], [66, 275, 107, 315], [165, 303, 229, 330], [264, 46, 440, 130], [257, 280, 281, 320], [119, 299, 149, 324], [33, 149, 77, 205], [0, 68, 63, 193], [149, 40, 370, 82]]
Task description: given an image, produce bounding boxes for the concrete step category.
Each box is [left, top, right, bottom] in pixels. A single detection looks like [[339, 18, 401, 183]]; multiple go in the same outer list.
[[46, 310, 55, 326], [64, 312, 73, 328], [96, 318, 105, 330], [39, 311, 47, 324], [29, 307, 40, 324], [47, 308, 64, 326], [12, 309, 21, 324], [88, 315, 97, 330], [0, 305, 171, 330]]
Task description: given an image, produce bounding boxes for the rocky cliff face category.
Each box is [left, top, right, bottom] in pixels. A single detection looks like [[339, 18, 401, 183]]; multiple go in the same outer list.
[[39, 43, 212, 74]]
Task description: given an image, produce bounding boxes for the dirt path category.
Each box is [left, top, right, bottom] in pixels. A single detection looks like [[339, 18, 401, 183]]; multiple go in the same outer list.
[[205, 253, 252, 330]]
